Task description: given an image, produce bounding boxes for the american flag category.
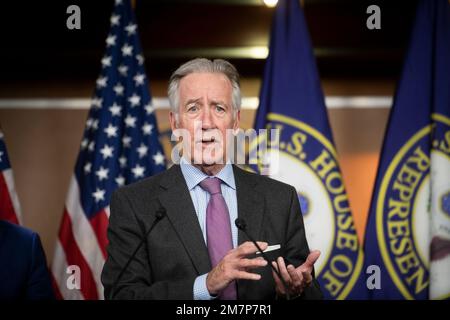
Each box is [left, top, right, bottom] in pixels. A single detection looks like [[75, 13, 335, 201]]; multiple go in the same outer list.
[[51, 0, 166, 300], [0, 130, 22, 225]]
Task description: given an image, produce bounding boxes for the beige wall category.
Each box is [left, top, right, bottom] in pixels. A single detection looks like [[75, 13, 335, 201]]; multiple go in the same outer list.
[[0, 78, 393, 262]]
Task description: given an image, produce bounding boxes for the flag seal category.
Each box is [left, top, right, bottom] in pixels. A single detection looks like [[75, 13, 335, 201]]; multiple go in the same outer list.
[[252, 112, 364, 299]]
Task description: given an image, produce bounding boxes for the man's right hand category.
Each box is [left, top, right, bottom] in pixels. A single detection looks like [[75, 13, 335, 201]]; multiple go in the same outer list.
[[206, 241, 268, 295]]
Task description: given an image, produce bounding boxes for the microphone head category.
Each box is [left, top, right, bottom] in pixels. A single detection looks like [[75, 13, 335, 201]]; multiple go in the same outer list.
[[235, 218, 247, 230], [155, 207, 166, 220]]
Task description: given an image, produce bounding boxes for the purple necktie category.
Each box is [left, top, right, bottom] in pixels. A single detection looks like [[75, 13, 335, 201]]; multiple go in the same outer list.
[[199, 177, 237, 300]]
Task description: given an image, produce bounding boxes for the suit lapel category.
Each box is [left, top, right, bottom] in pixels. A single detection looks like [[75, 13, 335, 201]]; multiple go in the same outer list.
[[158, 165, 211, 275], [233, 165, 266, 299], [233, 165, 265, 245]]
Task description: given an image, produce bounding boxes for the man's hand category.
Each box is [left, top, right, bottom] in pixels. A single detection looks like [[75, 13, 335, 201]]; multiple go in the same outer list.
[[271, 250, 320, 298], [206, 241, 268, 295]]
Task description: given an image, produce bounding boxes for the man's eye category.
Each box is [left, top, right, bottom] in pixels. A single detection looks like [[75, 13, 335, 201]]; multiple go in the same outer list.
[[187, 105, 198, 112], [215, 105, 225, 113]]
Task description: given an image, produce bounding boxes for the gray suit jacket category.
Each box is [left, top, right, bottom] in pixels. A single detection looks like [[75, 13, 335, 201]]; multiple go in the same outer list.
[[101, 164, 323, 300]]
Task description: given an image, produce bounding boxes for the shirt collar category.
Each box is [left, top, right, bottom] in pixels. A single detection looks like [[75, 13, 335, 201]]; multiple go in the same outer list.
[[180, 157, 236, 191]]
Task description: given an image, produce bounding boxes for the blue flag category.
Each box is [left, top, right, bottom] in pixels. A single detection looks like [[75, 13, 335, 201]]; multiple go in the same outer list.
[[252, 0, 364, 300], [360, 0, 450, 300]]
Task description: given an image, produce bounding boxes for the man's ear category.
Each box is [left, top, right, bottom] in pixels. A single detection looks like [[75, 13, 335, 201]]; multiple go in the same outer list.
[[233, 110, 241, 132], [169, 112, 177, 131]]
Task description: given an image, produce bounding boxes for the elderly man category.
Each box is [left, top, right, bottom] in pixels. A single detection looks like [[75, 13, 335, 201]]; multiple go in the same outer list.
[[101, 58, 322, 300]]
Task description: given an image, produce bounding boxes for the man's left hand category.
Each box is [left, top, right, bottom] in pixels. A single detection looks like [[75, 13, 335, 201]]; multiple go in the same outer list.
[[271, 250, 320, 298]]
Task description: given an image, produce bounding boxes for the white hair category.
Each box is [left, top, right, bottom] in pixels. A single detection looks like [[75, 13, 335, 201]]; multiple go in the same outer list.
[[167, 58, 241, 119]]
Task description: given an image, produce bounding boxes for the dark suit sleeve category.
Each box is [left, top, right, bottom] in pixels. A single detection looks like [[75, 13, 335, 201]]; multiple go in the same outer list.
[[283, 186, 323, 300], [26, 233, 55, 300], [102, 190, 195, 300]]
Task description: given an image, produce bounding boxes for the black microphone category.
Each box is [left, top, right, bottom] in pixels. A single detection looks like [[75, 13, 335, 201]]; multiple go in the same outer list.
[[235, 218, 291, 300], [108, 207, 166, 300]]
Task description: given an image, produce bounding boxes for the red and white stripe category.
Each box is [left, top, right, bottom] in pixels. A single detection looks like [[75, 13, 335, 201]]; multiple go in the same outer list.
[[51, 175, 109, 300], [0, 168, 22, 225]]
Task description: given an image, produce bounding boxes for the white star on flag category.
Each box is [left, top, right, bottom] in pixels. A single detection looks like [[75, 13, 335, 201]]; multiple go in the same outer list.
[[142, 123, 154, 135], [153, 152, 165, 166], [0, 151, 4, 163], [104, 124, 118, 138], [119, 156, 127, 168], [96, 76, 108, 89], [137, 143, 148, 158], [101, 55, 112, 68], [95, 166, 109, 181], [132, 164, 145, 178], [128, 93, 141, 107], [100, 144, 114, 159], [144, 104, 155, 115], [118, 64, 128, 76], [91, 97, 103, 109], [86, 118, 93, 128], [133, 73, 145, 86], [115, 175, 125, 186], [125, 115, 137, 128], [92, 120, 99, 130], [113, 83, 124, 96], [84, 162, 92, 174], [88, 141, 95, 152], [125, 23, 137, 35], [136, 54, 144, 65], [110, 14, 120, 26], [109, 103, 122, 116], [92, 188, 105, 202], [81, 138, 89, 149], [122, 135, 132, 147], [106, 34, 116, 47], [121, 43, 133, 56]]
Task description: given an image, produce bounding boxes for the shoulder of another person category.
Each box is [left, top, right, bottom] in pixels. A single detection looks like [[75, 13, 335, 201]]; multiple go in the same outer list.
[[0, 221, 40, 257], [0, 220, 36, 242]]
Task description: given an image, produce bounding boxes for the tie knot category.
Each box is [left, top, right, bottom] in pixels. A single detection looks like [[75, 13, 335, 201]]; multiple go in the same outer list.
[[199, 177, 222, 195]]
